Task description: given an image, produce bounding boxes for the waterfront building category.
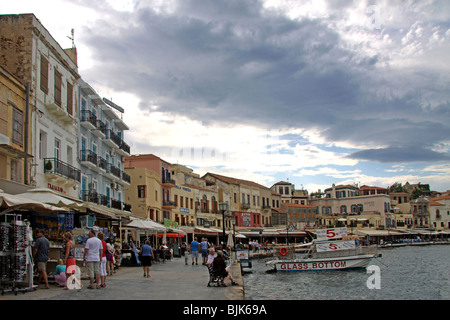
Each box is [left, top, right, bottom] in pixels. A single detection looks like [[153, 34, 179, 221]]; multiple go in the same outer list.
[[429, 196, 450, 230], [78, 79, 131, 211], [124, 154, 175, 224], [410, 196, 430, 228], [0, 66, 32, 190], [203, 173, 272, 229], [0, 14, 81, 198], [270, 180, 309, 206], [124, 166, 161, 220], [389, 192, 413, 229], [310, 184, 392, 231], [281, 203, 317, 230], [170, 164, 207, 227]]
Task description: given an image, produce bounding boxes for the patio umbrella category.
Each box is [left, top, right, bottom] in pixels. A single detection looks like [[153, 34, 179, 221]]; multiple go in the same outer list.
[[227, 232, 234, 248], [125, 218, 167, 232]]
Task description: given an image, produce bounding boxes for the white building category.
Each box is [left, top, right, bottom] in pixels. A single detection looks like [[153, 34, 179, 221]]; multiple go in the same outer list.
[[78, 79, 131, 211]]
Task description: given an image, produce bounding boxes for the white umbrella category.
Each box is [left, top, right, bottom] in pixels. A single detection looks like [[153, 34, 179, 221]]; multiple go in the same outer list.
[[235, 234, 246, 238], [125, 218, 167, 232], [227, 232, 234, 248]]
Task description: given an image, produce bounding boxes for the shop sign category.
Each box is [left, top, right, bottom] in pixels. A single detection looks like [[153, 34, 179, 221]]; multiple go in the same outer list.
[[48, 183, 66, 194]]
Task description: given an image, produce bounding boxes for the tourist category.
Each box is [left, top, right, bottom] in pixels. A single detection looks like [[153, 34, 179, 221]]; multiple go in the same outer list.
[[191, 237, 199, 265], [200, 238, 209, 265], [98, 231, 107, 288], [106, 238, 115, 275], [33, 229, 50, 289], [213, 250, 238, 287], [139, 240, 154, 278], [83, 230, 103, 289], [181, 242, 188, 265], [62, 232, 76, 288], [206, 247, 215, 266], [54, 259, 66, 287]]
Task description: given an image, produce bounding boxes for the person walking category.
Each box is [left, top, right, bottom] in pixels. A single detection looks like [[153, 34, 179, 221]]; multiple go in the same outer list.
[[62, 232, 76, 289], [83, 230, 103, 289], [33, 229, 50, 289], [200, 238, 209, 265], [105, 238, 115, 276], [139, 240, 154, 278], [97, 231, 107, 288], [191, 237, 199, 265], [181, 242, 188, 265]]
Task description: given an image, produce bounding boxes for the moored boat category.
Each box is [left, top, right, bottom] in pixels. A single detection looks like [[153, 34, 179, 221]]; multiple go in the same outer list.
[[266, 227, 380, 272]]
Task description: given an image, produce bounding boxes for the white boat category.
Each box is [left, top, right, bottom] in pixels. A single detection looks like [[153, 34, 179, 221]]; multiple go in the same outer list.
[[266, 228, 380, 272]]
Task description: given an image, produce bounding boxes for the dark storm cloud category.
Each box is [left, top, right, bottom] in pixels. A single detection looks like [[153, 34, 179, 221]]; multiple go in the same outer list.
[[78, 0, 450, 164]]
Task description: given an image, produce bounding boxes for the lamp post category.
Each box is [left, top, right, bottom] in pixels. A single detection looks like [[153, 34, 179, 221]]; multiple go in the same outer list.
[[219, 202, 228, 248], [232, 218, 236, 253]]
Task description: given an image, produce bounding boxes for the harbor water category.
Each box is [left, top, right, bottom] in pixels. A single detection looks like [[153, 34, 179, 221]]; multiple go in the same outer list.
[[244, 245, 450, 300]]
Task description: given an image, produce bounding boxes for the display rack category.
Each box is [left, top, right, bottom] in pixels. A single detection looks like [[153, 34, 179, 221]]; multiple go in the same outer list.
[[0, 213, 36, 295]]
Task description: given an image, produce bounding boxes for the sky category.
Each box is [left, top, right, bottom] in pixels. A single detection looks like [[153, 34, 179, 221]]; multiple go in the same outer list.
[[3, 0, 450, 193]]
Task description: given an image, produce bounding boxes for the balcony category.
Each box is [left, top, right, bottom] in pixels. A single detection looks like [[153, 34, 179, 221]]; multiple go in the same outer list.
[[116, 140, 131, 157], [92, 120, 106, 139], [80, 150, 97, 170], [44, 158, 81, 183], [162, 178, 176, 187], [241, 203, 250, 210], [103, 129, 121, 149], [82, 190, 99, 204], [97, 156, 107, 173], [162, 200, 177, 209], [99, 194, 109, 207], [110, 164, 122, 180], [111, 199, 122, 210], [118, 171, 131, 186], [80, 110, 97, 130]]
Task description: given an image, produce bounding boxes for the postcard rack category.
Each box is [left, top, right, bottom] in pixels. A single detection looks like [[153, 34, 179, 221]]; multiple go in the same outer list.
[[0, 213, 36, 295]]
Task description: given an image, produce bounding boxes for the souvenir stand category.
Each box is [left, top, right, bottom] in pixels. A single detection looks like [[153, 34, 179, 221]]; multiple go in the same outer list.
[[0, 213, 34, 295], [0, 191, 67, 295]]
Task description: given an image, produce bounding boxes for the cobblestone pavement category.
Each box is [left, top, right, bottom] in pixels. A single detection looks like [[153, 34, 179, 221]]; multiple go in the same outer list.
[[1, 256, 244, 300]]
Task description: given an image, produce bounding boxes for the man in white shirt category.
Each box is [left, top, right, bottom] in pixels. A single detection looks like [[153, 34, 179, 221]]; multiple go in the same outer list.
[[83, 230, 103, 289]]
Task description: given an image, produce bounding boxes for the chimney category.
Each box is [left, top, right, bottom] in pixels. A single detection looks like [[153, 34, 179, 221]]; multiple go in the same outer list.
[[64, 47, 78, 66]]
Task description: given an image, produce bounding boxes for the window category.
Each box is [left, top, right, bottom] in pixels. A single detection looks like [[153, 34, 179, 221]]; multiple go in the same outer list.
[[54, 70, 62, 107], [12, 106, 23, 146], [234, 193, 237, 203], [39, 130, 47, 159], [10, 159, 21, 183], [137, 185, 146, 198], [340, 205, 347, 214], [40, 56, 49, 94], [67, 82, 73, 115], [54, 138, 61, 160]]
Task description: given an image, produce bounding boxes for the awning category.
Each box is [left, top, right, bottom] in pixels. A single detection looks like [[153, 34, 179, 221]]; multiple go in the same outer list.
[[0, 191, 67, 214], [17, 188, 86, 210], [125, 218, 168, 232], [157, 233, 185, 238], [354, 229, 405, 237]]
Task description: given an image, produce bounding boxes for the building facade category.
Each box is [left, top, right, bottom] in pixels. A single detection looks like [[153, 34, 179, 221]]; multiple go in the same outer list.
[[124, 154, 175, 223], [78, 79, 131, 211], [0, 14, 81, 198], [0, 66, 31, 187]]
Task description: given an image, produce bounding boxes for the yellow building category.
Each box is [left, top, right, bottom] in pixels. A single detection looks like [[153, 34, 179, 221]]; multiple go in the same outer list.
[[124, 166, 162, 221], [0, 66, 32, 187]]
